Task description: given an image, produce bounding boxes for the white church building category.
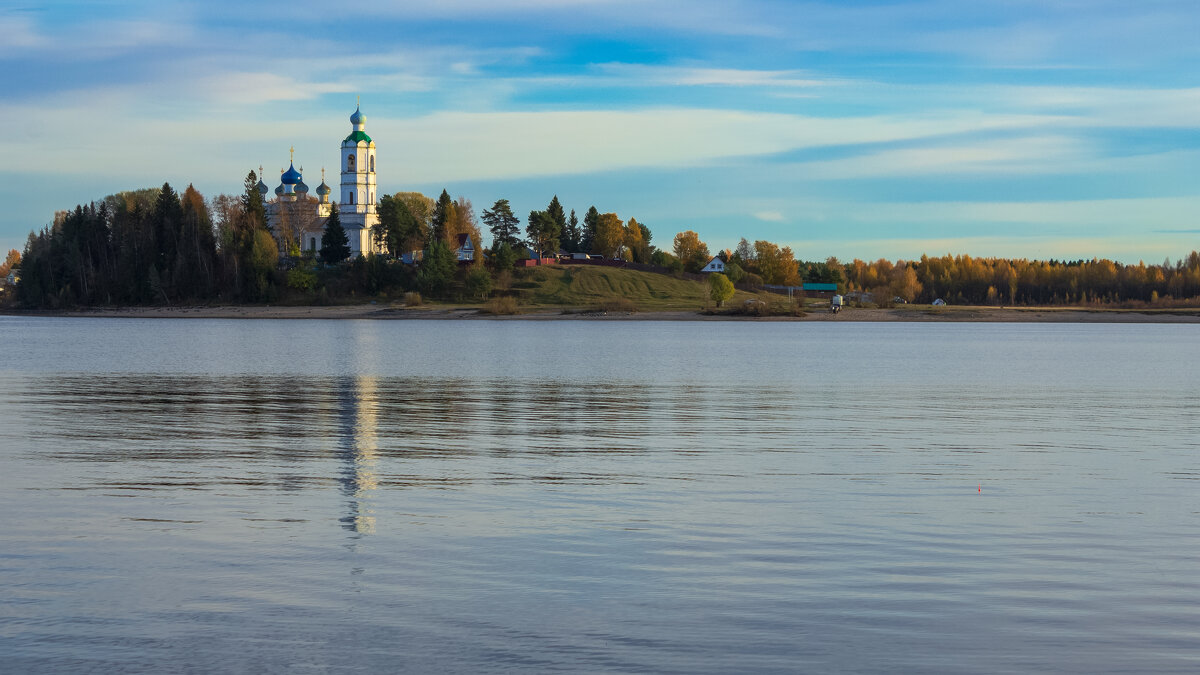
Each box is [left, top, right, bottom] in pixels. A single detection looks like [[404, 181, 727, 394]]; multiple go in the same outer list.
[[262, 105, 381, 258]]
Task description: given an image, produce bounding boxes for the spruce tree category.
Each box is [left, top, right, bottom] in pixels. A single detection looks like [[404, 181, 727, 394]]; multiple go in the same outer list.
[[563, 209, 580, 253], [242, 171, 267, 232], [319, 207, 351, 264], [546, 196, 567, 251], [581, 206, 600, 254], [431, 189, 453, 244]]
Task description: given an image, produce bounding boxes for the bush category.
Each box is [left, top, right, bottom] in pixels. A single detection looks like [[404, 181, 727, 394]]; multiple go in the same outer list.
[[596, 297, 637, 313], [466, 266, 493, 300], [286, 266, 318, 293], [404, 291, 422, 306], [482, 296, 519, 314]]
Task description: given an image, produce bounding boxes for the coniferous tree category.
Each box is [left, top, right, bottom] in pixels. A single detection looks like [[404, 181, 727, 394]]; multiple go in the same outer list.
[[562, 209, 580, 253], [546, 196, 567, 252], [581, 206, 600, 254], [378, 194, 421, 255], [482, 198, 522, 250], [526, 209, 560, 257], [431, 189, 453, 244], [242, 171, 267, 232], [319, 207, 351, 264], [151, 182, 182, 294], [418, 238, 456, 296]]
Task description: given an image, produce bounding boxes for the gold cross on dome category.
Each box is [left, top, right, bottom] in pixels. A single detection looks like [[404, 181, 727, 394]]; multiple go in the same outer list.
[[290, 146, 295, 163]]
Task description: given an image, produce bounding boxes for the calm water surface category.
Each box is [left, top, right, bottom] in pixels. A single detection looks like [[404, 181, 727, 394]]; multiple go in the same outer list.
[[1, 317, 1198, 673]]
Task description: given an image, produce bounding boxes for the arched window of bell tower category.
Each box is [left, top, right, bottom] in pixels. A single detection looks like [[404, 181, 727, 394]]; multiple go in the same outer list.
[[347, 154, 355, 172], [370, 156, 375, 172], [348, 192, 355, 205]]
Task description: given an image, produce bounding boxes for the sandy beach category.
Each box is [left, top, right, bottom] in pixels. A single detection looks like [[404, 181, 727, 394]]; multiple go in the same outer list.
[[6, 304, 1200, 322]]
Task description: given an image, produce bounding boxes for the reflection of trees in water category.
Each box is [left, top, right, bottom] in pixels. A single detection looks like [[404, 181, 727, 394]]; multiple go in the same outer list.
[[19, 374, 801, 524]]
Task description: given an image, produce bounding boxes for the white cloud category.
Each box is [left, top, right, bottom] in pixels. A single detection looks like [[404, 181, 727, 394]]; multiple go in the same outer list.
[[0, 15, 46, 53], [593, 64, 830, 88], [198, 72, 355, 104], [754, 211, 785, 222], [792, 135, 1088, 179]]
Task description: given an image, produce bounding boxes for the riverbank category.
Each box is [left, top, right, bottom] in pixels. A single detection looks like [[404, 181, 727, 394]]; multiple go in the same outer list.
[[6, 304, 1200, 322]]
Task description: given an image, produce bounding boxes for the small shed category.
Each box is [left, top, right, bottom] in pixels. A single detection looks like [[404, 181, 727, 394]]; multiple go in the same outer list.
[[700, 256, 726, 273]]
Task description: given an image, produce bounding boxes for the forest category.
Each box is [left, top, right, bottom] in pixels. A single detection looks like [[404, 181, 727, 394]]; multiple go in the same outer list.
[[10, 174, 1200, 309]]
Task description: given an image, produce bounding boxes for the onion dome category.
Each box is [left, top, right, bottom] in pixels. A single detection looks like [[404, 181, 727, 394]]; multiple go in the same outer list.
[[316, 180, 331, 197], [281, 161, 302, 185], [350, 105, 366, 126], [296, 179, 309, 194], [274, 184, 284, 196], [256, 179, 269, 195]]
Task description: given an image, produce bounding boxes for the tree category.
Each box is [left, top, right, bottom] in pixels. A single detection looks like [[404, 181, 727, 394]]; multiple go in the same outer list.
[[431, 189, 453, 243], [491, 241, 517, 272], [378, 194, 422, 255], [708, 273, 735, 307], [482, 198, 522, 250], [625, 217, 651, 263], [241, 171, 267, 232], [546, 196, 567, 249], [581, 206, 600, 253], [731, 238, 754, 272], [250, 228, 278, 298], [176, 184, 217, 299], [0, 249, 19, 277], [319, 208, 351, 264], [754, 240, 800, 286], [593, 213, 624, 258], [418, 238, 456, 295], [673, 230, 710, 272], [465, 266, 493, 300], [562, 209, 581, 252], [526, 209, 560, 257]]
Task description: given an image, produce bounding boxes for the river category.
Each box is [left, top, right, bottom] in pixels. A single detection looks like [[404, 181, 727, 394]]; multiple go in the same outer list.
[[1, 317, 1198, 673]]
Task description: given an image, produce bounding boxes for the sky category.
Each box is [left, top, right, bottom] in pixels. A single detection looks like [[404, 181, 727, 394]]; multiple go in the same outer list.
[[2, 0, 1199, 263]]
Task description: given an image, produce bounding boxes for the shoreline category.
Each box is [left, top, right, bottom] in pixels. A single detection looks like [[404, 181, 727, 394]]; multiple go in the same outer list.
[[5, 304, 1200, 323]]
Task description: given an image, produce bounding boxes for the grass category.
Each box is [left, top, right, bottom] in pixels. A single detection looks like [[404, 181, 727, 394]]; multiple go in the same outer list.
[[505, 265, 734, 311]]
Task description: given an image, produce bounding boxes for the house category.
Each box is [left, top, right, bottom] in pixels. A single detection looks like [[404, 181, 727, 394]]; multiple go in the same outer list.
[[455, 234, 475, 263], [700, 256, 726, 273]]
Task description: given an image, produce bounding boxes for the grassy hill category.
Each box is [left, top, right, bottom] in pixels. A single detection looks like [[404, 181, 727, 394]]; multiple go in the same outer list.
[[502, 264, 772, 312]]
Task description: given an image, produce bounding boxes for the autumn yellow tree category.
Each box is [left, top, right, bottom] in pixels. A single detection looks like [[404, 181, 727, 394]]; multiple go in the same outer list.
[[708, 272, 735, 307], [625, 217, 649, 263], [673, 230, 710, 272], [594, 213, 625, 258], [753, 240, 800, 286]]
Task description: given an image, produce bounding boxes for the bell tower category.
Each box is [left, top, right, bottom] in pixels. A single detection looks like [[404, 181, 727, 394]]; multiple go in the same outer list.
[[340, 102, 376, 217]]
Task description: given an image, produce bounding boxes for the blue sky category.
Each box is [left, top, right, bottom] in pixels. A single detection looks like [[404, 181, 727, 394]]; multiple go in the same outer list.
[[2, 0, 1199, 262]]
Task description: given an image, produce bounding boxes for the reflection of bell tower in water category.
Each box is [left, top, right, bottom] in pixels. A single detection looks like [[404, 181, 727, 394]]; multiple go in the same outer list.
[[337, 375, 379, 535]]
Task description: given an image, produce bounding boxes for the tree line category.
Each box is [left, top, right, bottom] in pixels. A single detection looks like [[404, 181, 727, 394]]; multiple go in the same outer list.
[[18, 173, 280, 307], [840, 253, 1200, 306], [13, 171, 1200, 309]]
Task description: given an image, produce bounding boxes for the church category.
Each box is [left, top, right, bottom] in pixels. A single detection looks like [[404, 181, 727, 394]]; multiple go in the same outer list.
[[259, 105, 381, 258]]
